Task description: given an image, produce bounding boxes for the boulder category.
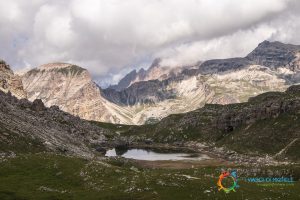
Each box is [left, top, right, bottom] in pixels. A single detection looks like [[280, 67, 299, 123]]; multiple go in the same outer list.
[[31, 99, 46, 112]]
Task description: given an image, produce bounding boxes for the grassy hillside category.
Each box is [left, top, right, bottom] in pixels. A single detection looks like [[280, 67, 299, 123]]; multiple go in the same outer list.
[[0, 124, 46, 154], [0, 154, 299, 200]]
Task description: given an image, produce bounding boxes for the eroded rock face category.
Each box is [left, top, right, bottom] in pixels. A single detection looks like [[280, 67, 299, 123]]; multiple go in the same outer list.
[[215, 99, 299, 132], [198, 57, 253, 74], [103, 79, 177, 105], [0, 60, 26, 99], [21, 63, 131, 124], [103, 75, 215, 124]]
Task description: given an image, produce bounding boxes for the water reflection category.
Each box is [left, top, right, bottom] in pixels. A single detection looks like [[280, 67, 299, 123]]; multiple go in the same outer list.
[[105, 148, 210, 161]]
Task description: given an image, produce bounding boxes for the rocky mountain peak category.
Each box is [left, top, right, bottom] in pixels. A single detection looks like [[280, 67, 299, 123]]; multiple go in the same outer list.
[[21, 62, 130, 124], [149, 58, 162, 69], [110, 57, 188, 91], [0, 59, 10, 70], [109, 69, 138, 91], [33, 62, 87, 77], [246, 40, 300, 68], [257, 40, 300, 51], [22, 63, 88, 81], [0, 59, 26, 99], [31, 99, 46, 112], [108, 59, 162, 91], [39, 62, 74, 70]]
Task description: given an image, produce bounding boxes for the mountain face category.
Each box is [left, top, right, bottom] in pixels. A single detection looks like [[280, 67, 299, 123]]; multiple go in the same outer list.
[[19, 41, 300, 125], [0, 60, 26, 99], [246, 40, 300, 68], [21, 63, 134, 124], [0, 89, 112, 158], [103, 79, 177, 105], [197, 57, 253, 74]]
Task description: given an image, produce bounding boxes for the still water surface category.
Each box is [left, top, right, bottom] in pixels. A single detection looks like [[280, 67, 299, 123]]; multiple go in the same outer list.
[[105, 148, 211, 161]]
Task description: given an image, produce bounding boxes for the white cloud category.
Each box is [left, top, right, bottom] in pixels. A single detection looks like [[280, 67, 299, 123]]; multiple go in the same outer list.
[[0, 0, 299, 86], [0, 1, 21, 21], [158, 25, 277, 67]]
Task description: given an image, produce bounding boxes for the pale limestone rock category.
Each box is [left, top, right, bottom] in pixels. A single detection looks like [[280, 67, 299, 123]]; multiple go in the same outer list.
[[22, 63, 132, 124], [0, 60, 26, 99]]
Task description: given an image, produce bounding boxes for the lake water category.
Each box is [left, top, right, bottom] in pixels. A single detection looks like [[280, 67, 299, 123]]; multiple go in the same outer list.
[[105, 148, 211, 161]]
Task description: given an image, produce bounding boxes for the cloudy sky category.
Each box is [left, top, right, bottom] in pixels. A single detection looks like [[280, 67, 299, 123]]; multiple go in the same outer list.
[[1, 0, 300, 87]]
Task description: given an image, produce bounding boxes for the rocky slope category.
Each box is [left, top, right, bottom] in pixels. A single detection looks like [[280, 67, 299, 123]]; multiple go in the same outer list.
[[0, 60, 26, 99], [0, 88, 113, 158]]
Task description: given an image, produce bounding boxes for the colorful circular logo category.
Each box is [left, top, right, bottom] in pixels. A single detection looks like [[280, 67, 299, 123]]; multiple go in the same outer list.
[[217, 170, 239, 193]]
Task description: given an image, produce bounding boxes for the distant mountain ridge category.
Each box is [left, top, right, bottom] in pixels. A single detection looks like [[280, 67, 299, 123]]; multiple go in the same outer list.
[[2, 40, 299, 125], [109, 58, 194, 91], [103, 41, 300, 105]]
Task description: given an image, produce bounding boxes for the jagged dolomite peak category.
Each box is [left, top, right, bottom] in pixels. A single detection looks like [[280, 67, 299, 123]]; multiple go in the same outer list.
[[109, 58, 195, 91], [22, 63, 132, 124], [0, 60, 26, 99]]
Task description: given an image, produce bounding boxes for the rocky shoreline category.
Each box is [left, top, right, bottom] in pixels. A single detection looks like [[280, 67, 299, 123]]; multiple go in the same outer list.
[[102, 139, 298, 167]]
